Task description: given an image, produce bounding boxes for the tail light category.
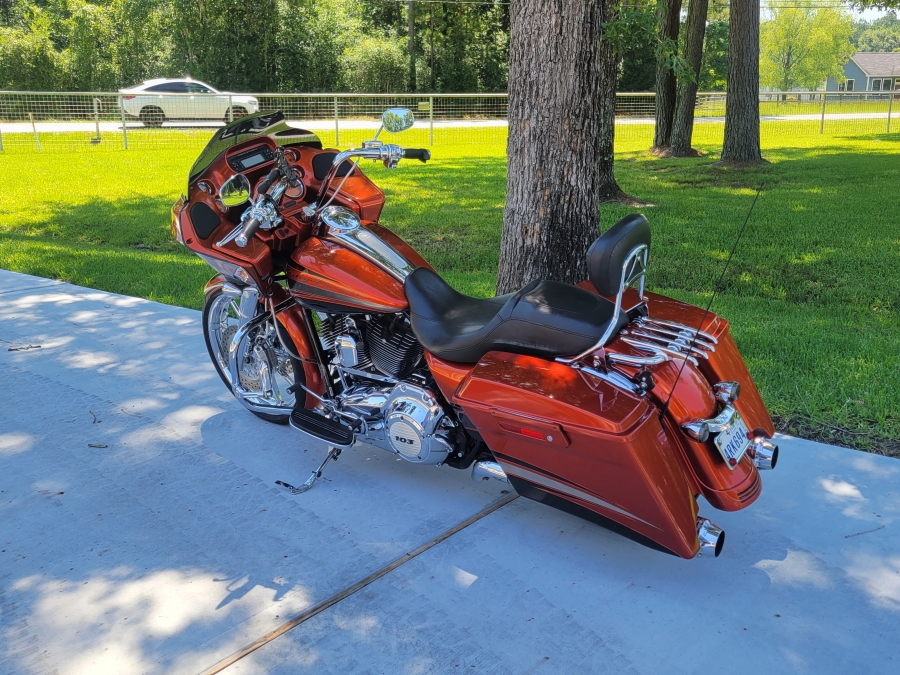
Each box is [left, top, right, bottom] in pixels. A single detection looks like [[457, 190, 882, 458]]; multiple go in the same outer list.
[[122, 95, 135, 100]]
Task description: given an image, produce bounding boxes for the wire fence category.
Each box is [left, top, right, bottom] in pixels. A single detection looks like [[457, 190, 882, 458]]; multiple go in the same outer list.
[[0, 90, 897, 154]]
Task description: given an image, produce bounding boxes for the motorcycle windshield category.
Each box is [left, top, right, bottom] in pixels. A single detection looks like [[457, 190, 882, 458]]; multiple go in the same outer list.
[[187, 110, 322, 191]]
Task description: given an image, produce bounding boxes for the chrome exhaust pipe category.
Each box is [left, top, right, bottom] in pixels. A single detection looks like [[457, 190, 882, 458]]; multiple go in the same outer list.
[[696, 518, 725, 557], [749, 438, 778, 470], [471, 460, 509, 484]]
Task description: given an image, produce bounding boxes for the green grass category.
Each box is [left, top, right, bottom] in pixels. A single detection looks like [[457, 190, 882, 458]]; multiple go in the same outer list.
[[1, 127, 898, 454]]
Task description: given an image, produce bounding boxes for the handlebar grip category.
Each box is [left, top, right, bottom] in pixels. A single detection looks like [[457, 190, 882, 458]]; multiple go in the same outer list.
[[403, 148, 431, 163], [235, 217, 261, 247]]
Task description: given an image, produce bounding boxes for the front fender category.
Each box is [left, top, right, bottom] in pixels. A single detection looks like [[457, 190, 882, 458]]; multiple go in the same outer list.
[[203, 274, 325, 407]]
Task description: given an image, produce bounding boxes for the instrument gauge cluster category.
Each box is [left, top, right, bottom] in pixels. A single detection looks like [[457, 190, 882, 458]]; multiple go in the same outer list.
[[227, 145, 275, 173]]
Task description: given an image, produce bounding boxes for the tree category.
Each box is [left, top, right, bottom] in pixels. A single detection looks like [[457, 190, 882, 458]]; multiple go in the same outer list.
[[497, 0, 621, 294], [760, 7, 855, 91], [341, 35, 408, 92], [699, 19, 728, 90], [857, 26, 900, 52], [666, 0, 709, 157], [720, 0, 762, 164], [652, 0, 682, 149]]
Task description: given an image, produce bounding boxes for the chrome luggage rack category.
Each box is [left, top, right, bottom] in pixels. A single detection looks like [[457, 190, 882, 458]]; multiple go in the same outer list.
[[557, 237, 720, 388], [612, 317, 717, 367]]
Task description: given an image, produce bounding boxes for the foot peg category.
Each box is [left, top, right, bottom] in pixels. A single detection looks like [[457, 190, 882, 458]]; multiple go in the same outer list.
[[290, 406, 356, 448], [277, 446, 342, 494]]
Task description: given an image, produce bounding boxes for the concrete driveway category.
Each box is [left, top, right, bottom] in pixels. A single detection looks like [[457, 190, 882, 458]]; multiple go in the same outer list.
[[0, 269, 897, 675]]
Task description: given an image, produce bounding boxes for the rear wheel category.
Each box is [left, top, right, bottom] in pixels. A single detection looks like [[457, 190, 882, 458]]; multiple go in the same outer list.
[[202, 288, 303, 424], [226, 106, 248, 122], [139, 106, 165, 128]]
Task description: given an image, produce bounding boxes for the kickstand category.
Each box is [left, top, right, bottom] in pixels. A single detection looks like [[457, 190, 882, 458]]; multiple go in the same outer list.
[[277, 446, 342, 494]]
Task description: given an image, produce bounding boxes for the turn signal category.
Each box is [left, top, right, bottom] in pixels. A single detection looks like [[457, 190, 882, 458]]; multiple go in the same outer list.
[[682, 421, 710, 443], [713, 381, 741, 404]]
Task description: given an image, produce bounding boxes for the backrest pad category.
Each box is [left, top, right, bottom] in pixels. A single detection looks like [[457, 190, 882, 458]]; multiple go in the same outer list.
[[586, 214, 651, 297]]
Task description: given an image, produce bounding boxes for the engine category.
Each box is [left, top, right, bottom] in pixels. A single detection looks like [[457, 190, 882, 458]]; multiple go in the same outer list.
[[313, 311, 457, 465]]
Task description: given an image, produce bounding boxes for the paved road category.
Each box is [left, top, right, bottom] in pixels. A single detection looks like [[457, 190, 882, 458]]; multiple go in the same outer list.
[[2, 111, 899, 135], [0, 269, 897, 675]]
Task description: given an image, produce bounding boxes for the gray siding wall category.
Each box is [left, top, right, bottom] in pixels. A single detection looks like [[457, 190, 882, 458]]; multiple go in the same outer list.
[[826, 60, 869, 91]]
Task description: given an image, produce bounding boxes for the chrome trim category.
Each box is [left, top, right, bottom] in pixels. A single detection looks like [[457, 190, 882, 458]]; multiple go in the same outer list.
[[682, 421, 710, 443], [703, 404, 738, 434], [575, 364, 642, 394], [499, 463, 658, 529], [338, 366, 398, 385], [220, 281, 242, 298], [320, 208, 417, 282], [320, 204, 362, 232], [749, 438, 778, 470], [696, 518, 725, 557], [336, 335, 360, 367], [226, 316, 292, 415], [558, 244, 649, 365], [237, 286, 259, 329], [620, 337, 699, 366], [622, 330, 710, 360], [606, 351, 668, 367], [631, 321, 717, 351], [639, 317, 718, 345], [713, 381, 741, 404], [472, 460, 509, 484]]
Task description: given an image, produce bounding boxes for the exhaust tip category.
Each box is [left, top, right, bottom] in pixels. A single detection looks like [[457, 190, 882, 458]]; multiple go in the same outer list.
[[697, 518, 725, 557], [750, 438, 778, 470], [471, 460, 509, 484]]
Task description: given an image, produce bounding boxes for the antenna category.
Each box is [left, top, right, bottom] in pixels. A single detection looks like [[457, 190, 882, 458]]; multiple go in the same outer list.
[[658, 182, 765, 422]]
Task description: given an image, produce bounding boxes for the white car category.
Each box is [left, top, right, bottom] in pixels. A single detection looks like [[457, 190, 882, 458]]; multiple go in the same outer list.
[[119, 78, 260, 127]]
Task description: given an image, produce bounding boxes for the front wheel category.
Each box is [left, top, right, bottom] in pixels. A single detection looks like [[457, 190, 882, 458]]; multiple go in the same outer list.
[[202, 288, 304, 424]]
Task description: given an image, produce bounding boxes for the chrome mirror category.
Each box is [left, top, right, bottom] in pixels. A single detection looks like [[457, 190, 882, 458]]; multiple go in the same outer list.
[[381, 108, 415, 134], [219, 174, 251, 207]]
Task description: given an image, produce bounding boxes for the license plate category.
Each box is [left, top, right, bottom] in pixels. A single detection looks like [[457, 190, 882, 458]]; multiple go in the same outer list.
[[714, 413, 750, 469]]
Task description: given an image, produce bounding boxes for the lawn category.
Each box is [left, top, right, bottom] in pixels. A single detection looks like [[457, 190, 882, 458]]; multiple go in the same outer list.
[[1, 127, 898, 454]]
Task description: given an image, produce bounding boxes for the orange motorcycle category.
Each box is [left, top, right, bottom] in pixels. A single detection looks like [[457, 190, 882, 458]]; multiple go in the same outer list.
[[172, 108, 778, 559]]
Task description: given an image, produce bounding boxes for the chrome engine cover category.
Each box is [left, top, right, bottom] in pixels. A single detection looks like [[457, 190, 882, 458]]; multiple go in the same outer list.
[[339, 382, 455, 465]]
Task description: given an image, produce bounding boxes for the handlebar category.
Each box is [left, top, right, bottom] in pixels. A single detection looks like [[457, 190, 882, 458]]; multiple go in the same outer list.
[[402, 148, 430, 163], [235, 217, 261, 248]]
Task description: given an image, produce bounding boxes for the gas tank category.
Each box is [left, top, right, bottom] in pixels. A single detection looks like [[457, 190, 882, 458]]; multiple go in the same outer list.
[[286, 206, 431, 314]]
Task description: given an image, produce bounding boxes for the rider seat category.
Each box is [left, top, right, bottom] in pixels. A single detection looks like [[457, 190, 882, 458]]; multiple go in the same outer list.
[[405, 214, 650, 364]]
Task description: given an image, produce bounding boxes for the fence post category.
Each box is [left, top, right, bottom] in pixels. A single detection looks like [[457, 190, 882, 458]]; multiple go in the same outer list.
[[888, 93, 894, 134], [29, 112, 41, 151], [0, 125, 4, 153], [119, 95, 129, 149], [819, 92, 827, 134], [334, 96, 340, 146], [228, 95, 233, 123], [429, 95, 434, 146], [91, 97, 102, 144]]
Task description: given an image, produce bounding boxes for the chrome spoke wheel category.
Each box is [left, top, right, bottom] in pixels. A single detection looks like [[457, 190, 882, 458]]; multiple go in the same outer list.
[[204, 290, 298, 417]]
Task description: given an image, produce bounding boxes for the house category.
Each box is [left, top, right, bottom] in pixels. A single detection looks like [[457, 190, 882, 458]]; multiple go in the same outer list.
[[825, 52, 900, 92]]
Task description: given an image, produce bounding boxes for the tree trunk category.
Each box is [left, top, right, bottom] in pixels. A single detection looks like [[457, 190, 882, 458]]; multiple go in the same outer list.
[[598, 17, 634, 204], [653, 0, 682, 149], [668, 0, 709, 156], [721, 0, 763, 163], [497, 0, 614, 294], [408, 1, 416, 92]]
